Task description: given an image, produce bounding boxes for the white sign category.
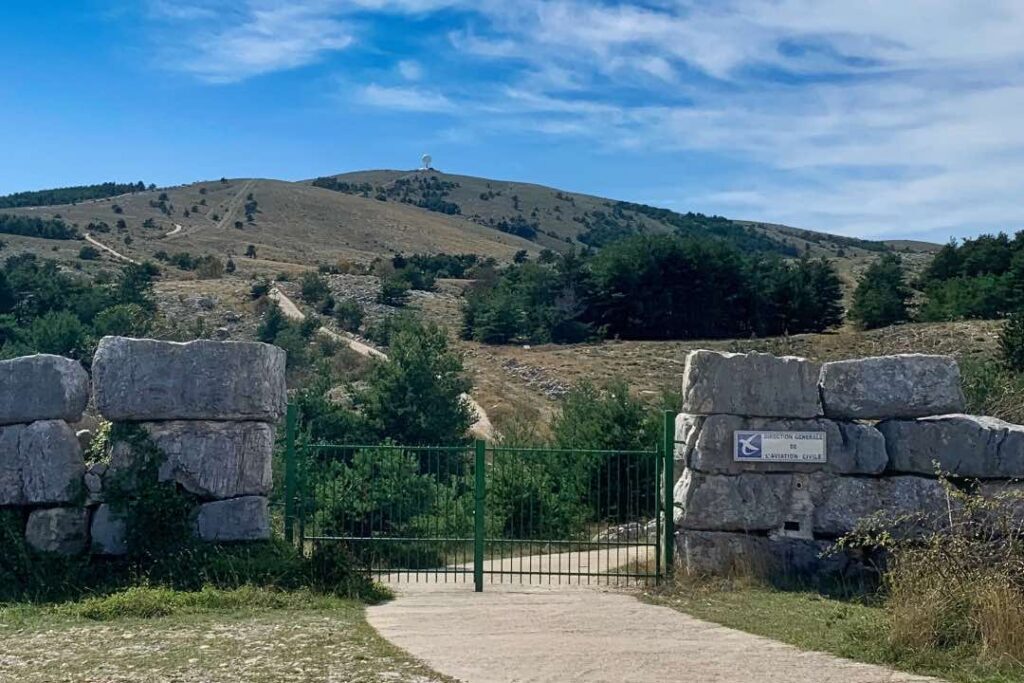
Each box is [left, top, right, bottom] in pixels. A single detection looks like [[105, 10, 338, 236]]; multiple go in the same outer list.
[[733, 430, 827, 463]]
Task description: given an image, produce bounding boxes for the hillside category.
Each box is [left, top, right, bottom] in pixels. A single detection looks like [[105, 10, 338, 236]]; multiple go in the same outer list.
[[319, 169, 908, 260], [0, 170, 938, 283], [0, 177, 539, 278], [4, 170, 1015, 439]]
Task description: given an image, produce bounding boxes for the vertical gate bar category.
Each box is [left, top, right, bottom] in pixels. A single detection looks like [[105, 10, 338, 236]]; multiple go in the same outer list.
[[662, 410, 675, 578], [655, 448, 662, 582], [283, 403, 298, 546], [474, 439, 486, 592]]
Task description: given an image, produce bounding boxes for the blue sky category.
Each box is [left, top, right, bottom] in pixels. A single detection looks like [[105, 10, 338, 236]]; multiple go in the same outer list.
[[2, 1, 1023, 242]]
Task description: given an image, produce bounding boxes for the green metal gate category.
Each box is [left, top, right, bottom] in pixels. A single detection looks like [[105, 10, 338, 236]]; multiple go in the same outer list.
[[282, 408, 674, 591]]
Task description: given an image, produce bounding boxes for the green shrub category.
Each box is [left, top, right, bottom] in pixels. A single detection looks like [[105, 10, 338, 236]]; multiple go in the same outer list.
[[300, 272, 331, 305], [250, 278, 270, 299], [334, 298, 364, 333], [93, 303, 152, 338], [78, 245, 101, 260], [999, 311, 1024, 372], [378, 275, 410, 306], [24, 310, 91, 359], [194, 255, 224, 279]]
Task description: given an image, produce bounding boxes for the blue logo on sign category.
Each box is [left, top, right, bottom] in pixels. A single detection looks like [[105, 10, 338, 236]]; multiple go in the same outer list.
[[736, 432, 762, 459]]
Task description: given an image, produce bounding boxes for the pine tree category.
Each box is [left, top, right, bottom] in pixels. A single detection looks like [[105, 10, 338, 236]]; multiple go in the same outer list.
[[850, 254, 912, 329]]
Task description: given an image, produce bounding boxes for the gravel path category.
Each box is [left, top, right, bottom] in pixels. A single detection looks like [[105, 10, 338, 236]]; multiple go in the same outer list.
[[84, 232, 138, 264]]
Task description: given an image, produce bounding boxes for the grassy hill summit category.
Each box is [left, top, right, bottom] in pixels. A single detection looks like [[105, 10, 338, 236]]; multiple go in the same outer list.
[[0, 169, 937, 283], [316, 169, 914, 260]]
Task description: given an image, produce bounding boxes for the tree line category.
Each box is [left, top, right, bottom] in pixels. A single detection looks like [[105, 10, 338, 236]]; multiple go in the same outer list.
[[461, 234, 844, 344], [850, 230, 1024, 328], [0, 214, 80, 240], [0, 181, 148, 208]]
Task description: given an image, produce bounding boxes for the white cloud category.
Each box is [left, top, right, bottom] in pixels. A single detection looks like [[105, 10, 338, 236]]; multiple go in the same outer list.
[[149, 1, 354, 83], [357, 84, 455, 112], [397, 59, 423, 81], [138, 0, 1024, 238], [438, 1, 1024, 238]]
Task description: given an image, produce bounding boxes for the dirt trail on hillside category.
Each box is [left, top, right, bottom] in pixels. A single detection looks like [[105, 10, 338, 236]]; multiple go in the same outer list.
[[269, 287, 495, 440], [84, 233, 137, 264], [214, 179, 255, 231]]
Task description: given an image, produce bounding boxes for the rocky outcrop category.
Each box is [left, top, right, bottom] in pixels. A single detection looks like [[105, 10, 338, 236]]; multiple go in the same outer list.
[[879, 414, 1024, 478], [195, 496, 270, 542], [25, 507, 89, 555], [820, 354, 965, 419], [0, 355, 89, 426], [681, 351, 822, 418], [92, 337, 286, 421], [0, 420, 85, 505], [678, 414, 887, 476]]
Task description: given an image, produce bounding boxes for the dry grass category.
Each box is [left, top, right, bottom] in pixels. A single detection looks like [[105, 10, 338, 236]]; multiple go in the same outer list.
[[449, 320, 1002, 407], [3, 177, 538, 274], [646, 573, 1023, 683]]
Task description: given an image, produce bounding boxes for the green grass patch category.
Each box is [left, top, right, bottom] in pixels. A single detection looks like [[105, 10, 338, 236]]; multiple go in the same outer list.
[[646, 578, 1024, 683], [0, 586, 449, 683]]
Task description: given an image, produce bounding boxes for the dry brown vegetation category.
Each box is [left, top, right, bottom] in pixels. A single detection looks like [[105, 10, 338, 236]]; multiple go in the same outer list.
[[3, 176, 538, 276]]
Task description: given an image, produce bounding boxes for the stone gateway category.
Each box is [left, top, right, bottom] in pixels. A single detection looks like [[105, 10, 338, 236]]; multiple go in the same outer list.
[[674, 350, 1024, 577]]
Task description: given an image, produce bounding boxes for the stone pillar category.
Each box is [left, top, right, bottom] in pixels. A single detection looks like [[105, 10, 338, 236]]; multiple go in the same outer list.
[[0, 355, 89, 555], [674, 351, 971, 578], [91, 337, 287, 550]]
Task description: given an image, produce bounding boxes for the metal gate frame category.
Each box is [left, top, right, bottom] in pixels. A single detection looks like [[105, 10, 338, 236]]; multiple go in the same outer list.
[[282, 408, 674, 591]]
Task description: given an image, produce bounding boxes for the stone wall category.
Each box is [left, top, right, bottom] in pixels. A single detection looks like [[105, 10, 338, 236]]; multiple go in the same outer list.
[[1, 337, 287, 556], [0, 355, 91, 554], [673, 350, 1022, 577]]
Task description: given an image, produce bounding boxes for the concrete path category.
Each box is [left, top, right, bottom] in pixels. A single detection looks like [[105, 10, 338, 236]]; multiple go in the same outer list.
[[368, 576, 938, 683]]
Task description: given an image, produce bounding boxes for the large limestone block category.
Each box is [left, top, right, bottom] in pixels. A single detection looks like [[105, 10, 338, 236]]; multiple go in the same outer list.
[[90, 504, 128, 556], [679, 414, 886, 476], [820, 354, 965, 419], [92, 337, 286, 421], [674, 469, 794, 531], [879, 414, 1024, 478], [104, 422, 274, 499], [676, 530, 858, 577], [25, 507, 89, 555], [0, 420, 85, 505], [811, 475, 949, 537], [681, 350, 822, 418], [675, 469, 948, 537], [195, 496, 270, 542], [0, 354, 89, 425], [149, 421, 274, 499]]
